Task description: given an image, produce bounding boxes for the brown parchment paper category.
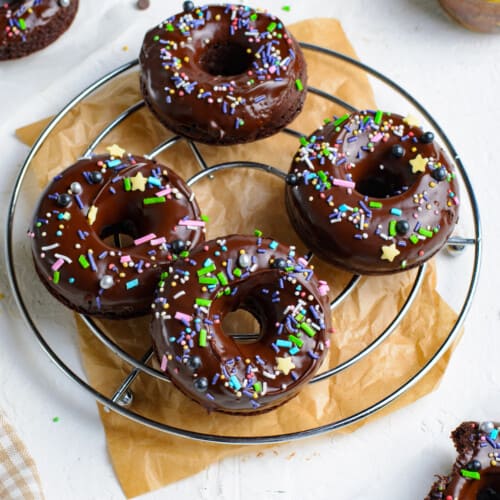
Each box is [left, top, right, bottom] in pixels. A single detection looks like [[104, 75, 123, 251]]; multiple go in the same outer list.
[[17, 19, 460, 499]]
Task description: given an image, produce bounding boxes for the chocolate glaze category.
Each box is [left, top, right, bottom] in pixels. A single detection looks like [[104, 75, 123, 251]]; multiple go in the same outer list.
[[426, 422, 500, 500], [139, 4, 307, 145], [30, 153, 205, 318], [285, 111, 460, 275], [0, 0, 78, 60], [150, 234, 331, 414]]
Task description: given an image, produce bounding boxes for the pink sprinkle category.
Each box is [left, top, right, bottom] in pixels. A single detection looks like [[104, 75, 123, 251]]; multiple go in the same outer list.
[[160, 354, 168, 372], [298, 257, 309, 266], [371, 132, 383, 143], [51, 258, 64, 271], [155, 188, 171, 197], [120, 255, 132, 263], [333, 178, 356, 189], [174, 311, 193, 323], [178, 219, 205, 227], [134, 233, 156, 246], [453, 196, 460, 206], [268, 65, 276, 74], [150, 237, 166, 246], [318, 284, 330, 297]]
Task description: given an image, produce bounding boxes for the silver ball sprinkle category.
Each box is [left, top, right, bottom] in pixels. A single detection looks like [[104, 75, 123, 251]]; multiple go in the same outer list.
[[238, 253, 251, 268], [59, 0, 71, 7], [480, 421, 495, 433], [99, 275, 115, 289], [70, 181, 82, 195]]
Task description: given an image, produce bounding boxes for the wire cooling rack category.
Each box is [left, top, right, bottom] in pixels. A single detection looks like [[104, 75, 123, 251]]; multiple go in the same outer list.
[[5, 43, 481, 444]]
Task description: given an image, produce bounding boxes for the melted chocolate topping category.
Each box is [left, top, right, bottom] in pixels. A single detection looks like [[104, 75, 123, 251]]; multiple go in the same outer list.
[[426, 422, 500, 500], [31, 153, 205, 318], [150, 234, 331, 414], [285, 111, 460, 275], [139, 4, 307, 145]]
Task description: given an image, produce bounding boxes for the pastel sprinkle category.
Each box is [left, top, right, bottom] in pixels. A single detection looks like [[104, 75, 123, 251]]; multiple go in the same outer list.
[[134, 233, 156, 246], [143, 196, 166, 205], [126, 279, 139, 290], [199, 329, 208, 347]]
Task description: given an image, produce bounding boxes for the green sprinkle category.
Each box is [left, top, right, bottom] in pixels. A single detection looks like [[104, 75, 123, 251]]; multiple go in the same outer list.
[[224, 287, 231, 295], [180, 250, 189, 258], [197, 264, 216, 277], [323, 117, 332, 124], [433, 226, 440, 233], [363, 115, 371, 124], [389, 220, 397, 237], [196, 298, 212, 307], [217, 272, 228, 286], [333, 114, 349, 127], [409, 234, 420, 244], [19, 18, 26, 30], [166, 23, 174, 32], [282, 5, 291, 11], [123, 178, 131, 191], [267, 21, 277, 32], [250, 13, 258, 21], [300, 323, 316, 337], [418, 228, 434, 238], [253, 381, 263, 393], [52, 416, 60, 423], [160, 271, 169, 279], [288, 335, 304, 348], [295, 313, 305, 322], [143, 196, 166, 205], [461, 470, 480, 480], [374, 110, 383, 124], [295, 79, 304, 91], [233, 268, 242, 278], [299, 136, 309, 146], [53, 271, 60, 284], [369, 201, 383, 209], [199, 329, 207, 347], [254, 229, 263, 237], [318, 171, 328, 182], [199, 276, 218, 285], [153, 35, 160, 41], [401, 260, 407, 269], [200, 214, 209, 222], [78, 255, 90, 269]]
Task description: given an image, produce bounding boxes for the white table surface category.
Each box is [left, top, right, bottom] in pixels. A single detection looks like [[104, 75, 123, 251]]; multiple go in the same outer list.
[[0, 1, 499, 499]]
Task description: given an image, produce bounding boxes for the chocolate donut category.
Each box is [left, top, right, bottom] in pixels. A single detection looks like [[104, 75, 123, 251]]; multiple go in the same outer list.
[[139, 3, 307, 145], [285, 111, 460, 275], [425, 421, 500, 500], [1, 0, 79, 61], [30, 149, 205, 318], [150, 234, 331, 414]]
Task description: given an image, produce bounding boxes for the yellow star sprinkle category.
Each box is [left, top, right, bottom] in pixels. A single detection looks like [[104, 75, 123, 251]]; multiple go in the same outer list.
[[87, 205, 98, 226], [276, 356, 296, 375], [381, 243, 401, 262], [403, 114, 420, 127], [130, 172, 147, 192], [409, 154, 429, 174], [106, 144, 126, 157]]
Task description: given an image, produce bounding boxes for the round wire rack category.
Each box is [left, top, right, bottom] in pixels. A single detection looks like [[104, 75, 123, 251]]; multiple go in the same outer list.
[[5, 43, 481, 445]]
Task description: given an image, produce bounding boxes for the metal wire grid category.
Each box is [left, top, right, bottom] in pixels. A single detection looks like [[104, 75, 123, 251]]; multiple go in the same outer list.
[[5, 43, 481, 445]]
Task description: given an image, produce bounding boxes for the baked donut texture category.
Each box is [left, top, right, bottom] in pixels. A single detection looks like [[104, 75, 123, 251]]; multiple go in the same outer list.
[[150, 234, 331, 414], [285, 111, 460, 275], [1, 0, 79, 60], [425, 421, 500, 500], [139, 3, 307, 145], [30, 150, 205, 318]]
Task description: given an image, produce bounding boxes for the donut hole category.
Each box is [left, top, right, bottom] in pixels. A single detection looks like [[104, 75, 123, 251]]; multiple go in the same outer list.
[[222, 309, 261, 343], [99, 219, 139, 249], [199, 42, 253, 76], [474, 476, 500, 500], [352, 162, 418, 199]]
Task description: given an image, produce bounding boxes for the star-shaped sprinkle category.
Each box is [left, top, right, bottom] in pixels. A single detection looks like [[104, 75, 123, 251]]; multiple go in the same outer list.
[[403, 114, 420, 127], [276, 356, 295, 375], [106, 144, 126, 157], [87, 205, 98, 225], [381, 243, 401, 262], [409, 154, 429, 174], [130, 172, 147, 192]]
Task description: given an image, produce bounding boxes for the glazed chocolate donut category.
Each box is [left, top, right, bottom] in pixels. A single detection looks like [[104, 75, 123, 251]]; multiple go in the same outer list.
[[139, 3, 307, 145], [425, 421, 500, 500], [285, 110, 460, 275], [1, 0, 78, 60], [150, 234, 331, 414], [30, 149, 205, 318]]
